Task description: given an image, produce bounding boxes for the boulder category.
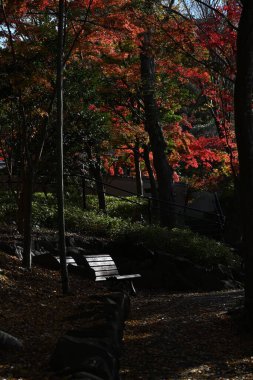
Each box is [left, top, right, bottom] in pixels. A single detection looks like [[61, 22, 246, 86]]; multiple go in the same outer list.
[[0, 242, 20, 258], [0, 330, 23, 351], [32, 253, 60, 270], [139, 251, 242, 292], [50, 335, 118, 379], [70, 371, 104, 380], [65, 324, 121, 353], [33, 237, 58, 253]]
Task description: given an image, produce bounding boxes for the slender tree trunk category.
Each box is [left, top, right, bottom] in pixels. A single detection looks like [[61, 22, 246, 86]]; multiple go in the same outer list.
[[86, 146, 106, 211], [143, 143, 158, 204], [140, 19, 175, 227], [56, 0, 69, 294], [94, 156, 106, 211], [21, 166, 33, 269], [133, 139, 144, 196], [234, 1, 253, 319]]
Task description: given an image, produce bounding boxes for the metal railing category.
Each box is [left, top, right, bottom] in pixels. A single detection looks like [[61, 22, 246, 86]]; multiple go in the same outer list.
[[78, 174, 225, 240], [0, 173, 225, 240]]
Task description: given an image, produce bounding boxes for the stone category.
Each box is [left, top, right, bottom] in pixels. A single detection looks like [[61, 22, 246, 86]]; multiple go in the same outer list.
[[66, 247, 80, 256], [15, 246, 23, 260], [50, 335, 118, 379], [0, 330, 23, 350], [32, 253, 60, 270], [65, 321, 122, 353], [0, 242, 18, 257], [70, 371, 104, 380], [33, 237, 58, 253], [104, 292, 131, 320]]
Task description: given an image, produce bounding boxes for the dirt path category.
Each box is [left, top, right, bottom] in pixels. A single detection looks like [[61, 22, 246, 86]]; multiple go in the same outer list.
[[120, 289, 253, 380]]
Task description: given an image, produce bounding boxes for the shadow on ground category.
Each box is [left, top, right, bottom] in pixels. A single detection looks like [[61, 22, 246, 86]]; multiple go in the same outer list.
[[120, 290, 253, 379]]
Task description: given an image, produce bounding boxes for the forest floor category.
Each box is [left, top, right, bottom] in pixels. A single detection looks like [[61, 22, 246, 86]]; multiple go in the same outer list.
[[121, 289, 253, 380], [0, 251, 252, 380]]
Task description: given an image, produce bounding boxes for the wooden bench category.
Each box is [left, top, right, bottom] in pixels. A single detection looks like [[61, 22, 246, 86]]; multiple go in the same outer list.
[[55, 256, 77, 267], [55, 254, 141, 295], [84, 254, 141, 295]]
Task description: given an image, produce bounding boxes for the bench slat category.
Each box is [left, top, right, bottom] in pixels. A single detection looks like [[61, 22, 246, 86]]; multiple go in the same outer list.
[[83, 254, 141, 295], [93, 269, 119, 276], [86, 256, 113, 262], [87, 261, 116, 267], [95, 276, 108, 281], [95, 274, 141, 281], [85, 254, 111, 256], [115, 274, 141, 279], [88, 265, 118, 271], [55, 256, 77, 266]]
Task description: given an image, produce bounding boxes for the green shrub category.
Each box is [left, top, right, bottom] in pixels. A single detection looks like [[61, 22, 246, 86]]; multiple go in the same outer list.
[[32, 193, 57, 228], [84, 195, 147, 221], [166, 228, 238, 267], [0, 191, 238, 268], [0, 191, 17, 224], [105, 196, 148, 221], [112, 224, 239, 268]]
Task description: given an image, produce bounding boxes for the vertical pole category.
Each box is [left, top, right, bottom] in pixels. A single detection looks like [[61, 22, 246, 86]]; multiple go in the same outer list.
[[56, 0, 69, 294], [82, 176, 86, 210]]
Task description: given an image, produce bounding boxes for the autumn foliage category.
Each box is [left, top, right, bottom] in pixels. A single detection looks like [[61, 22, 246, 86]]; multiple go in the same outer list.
[[0, 0, 241, 191]]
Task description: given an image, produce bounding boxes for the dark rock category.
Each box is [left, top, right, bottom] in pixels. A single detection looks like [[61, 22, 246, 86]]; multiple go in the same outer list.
[[31, 249, 48, 257], [0, 242, 18, 257], [77, 356, 114, 380], [68, 237, 107, 253], [105, 241, 154, 261], [33, 237, 58, 253], [15, 246, 23, 260], [104, 292, 131, 320], [140, 251, 242, 292], [232, 267, 245, 283], [66, 247, 80, 256], [0, 330, 23, 350], [32, 253, 60, 270], [66, 236, 77, 247], [214, 264, 234, 280], [70, 371, 104, 380], [222, 279, 243, 290], [67, 263, 95, 280], [50, 335, 118, 379], [65, 324, 121, 351]]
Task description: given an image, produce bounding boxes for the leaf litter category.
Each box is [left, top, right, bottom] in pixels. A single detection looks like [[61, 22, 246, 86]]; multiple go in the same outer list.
[[0, 251, 252, 379]]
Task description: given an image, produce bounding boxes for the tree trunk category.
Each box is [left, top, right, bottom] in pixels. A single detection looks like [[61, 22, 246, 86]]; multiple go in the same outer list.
[[143, 143, 158, 204], [86, 146, 106, 211], [93, 156, 106, 211], [56, 0, 69, 294], [21, 166, 33, 269], [133, 139, 144, 196], [140, 27, 175, 227], [234, 1, 253, 319]]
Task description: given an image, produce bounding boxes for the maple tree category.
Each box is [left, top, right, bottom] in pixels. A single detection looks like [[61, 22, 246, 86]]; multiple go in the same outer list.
[[0, 0, 58, 268], [0, 0, 248, 262], [0, 0, 142, 266]]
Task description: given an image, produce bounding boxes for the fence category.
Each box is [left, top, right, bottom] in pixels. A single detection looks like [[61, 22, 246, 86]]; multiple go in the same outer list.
[[79, 175, 225, 240], [0, 174, 225, 240]]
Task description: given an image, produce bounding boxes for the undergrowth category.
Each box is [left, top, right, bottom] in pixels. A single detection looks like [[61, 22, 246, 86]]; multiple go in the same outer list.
[[0, 192, 238, 268]]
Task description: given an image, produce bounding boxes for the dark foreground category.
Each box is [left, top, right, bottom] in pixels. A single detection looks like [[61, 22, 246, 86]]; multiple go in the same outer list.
[[121, 289, 253, 379], [0, 251, 251, 379]]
